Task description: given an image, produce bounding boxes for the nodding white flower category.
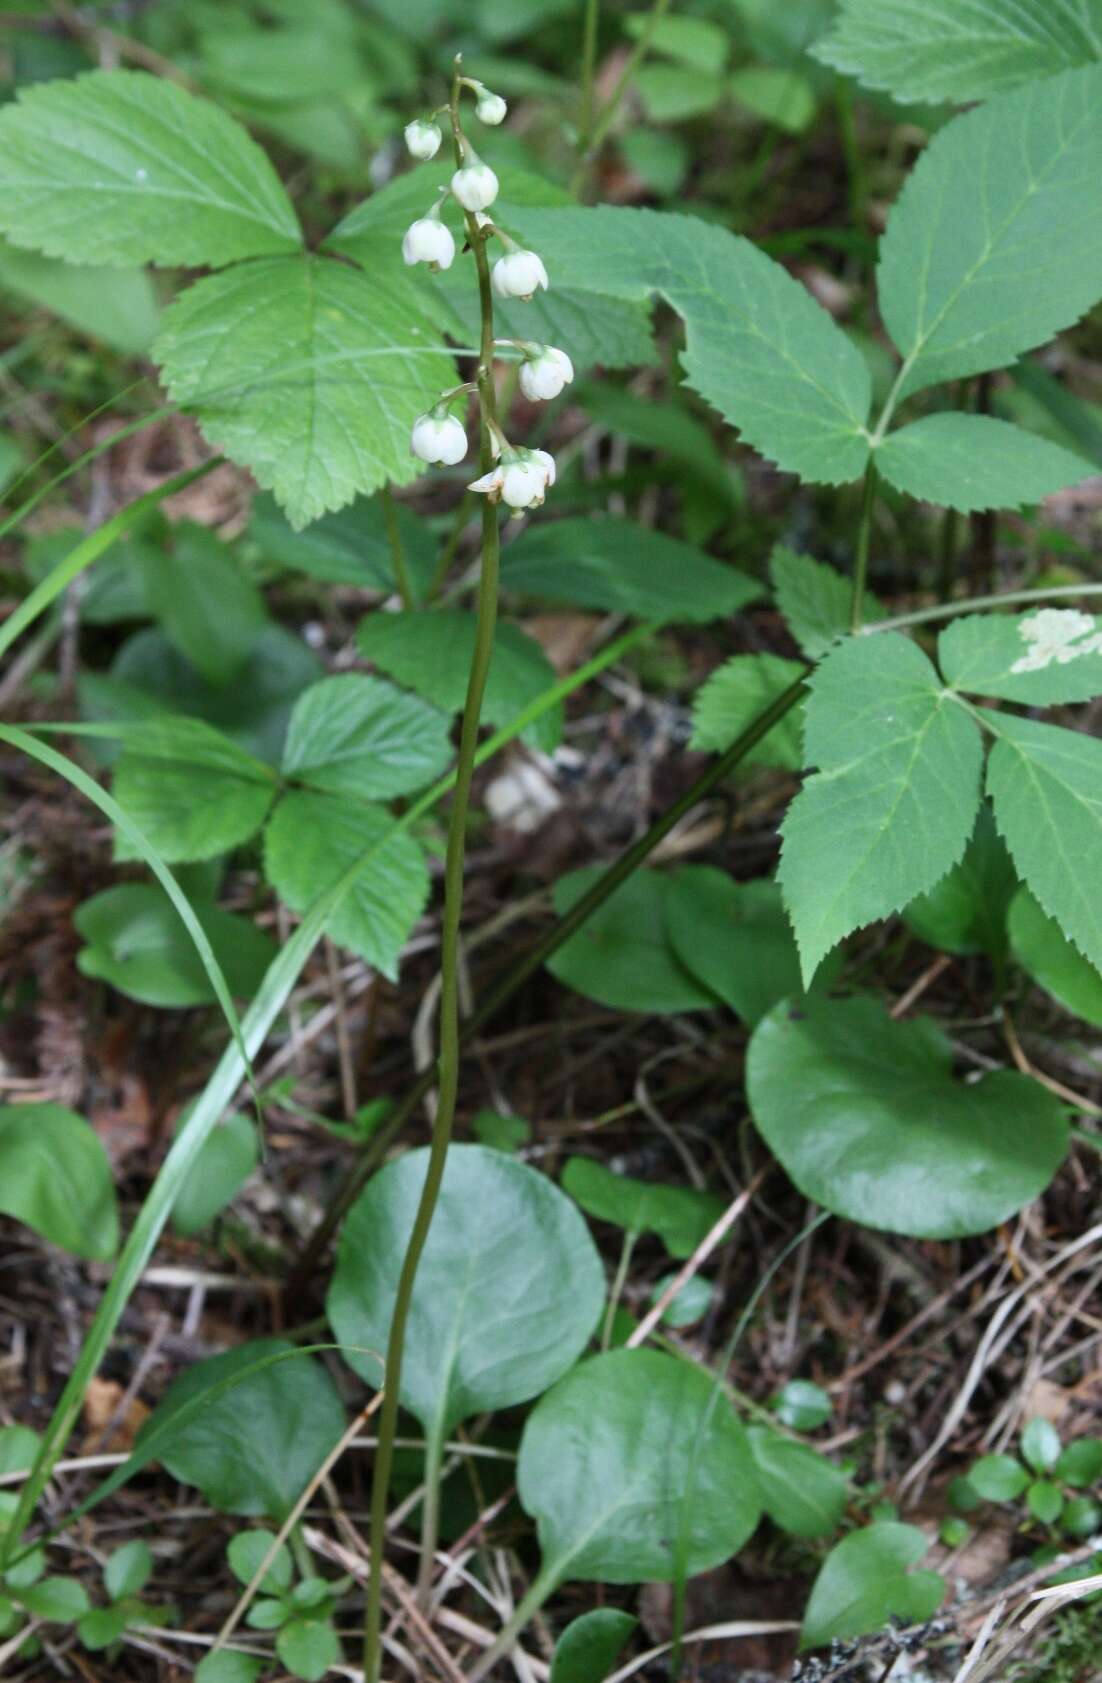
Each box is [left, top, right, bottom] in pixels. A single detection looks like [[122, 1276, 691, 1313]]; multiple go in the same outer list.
[[404, 118, 442, 160], [492, 248, 549, 301], [451, 159, 499, 212], [519, 345, 574, 401], [469, 448, 555, 510], [476, 90, 508, 126], [411, 411, 468, 466], [402, 216, 455, 271]]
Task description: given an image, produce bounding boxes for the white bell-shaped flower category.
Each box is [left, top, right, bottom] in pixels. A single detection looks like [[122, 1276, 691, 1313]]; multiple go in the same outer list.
[[402, 216, 456, 271], [411, 411, 468, 466], [451, 160, 499, 212], [492, 249, 549, 301], [404, 119, 442, 160], [469, 448, 555, 510], [476, 90, 508, 126], [519, 346, 574, 401]]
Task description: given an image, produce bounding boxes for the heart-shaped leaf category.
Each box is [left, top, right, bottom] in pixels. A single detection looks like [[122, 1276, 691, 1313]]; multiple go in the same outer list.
[[0, 1104, 118, 1260], [75, 883, 277, 1009], [801, 1523, 943, 1649], [747, 996, 1068, 1237]]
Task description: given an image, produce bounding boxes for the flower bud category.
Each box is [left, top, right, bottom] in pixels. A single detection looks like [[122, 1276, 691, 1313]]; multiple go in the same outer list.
[[451, 160, 500, 212], [518, 345, 574, 401], [476, 90, 508, 126], [401, 216, 456, 271], [469, 448, 555, 510], [411, 411, 468, 466], [492, 248, 549, 300], [404, 118, 442, 161]]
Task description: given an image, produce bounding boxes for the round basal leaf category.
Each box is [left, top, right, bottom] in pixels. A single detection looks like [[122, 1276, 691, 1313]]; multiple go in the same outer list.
[[547, 868, 720, 1014], [227, 1530, 293, 1595], [561, 1157, 725, 1261], [144, 1338, 345, 1520], [281, 673, 452, 801], [801, 1523, 944, 1650], [0, 1103, 118, 1260], [20, 1577, 91, 1622], [78, 1604, 130, 1649], [550, 1609, 638, 1683], [1061, 1496, 1102, 1538], [197, 1653, 265, 1683], [1009, 888, 1102, 1028], [1055, 1438, 1102, 1488], [771, 1380, 831, 1432], [665, 868, 838, 1027], [1027, 1480, 1064, 1524], [328, 1145, 605, 1437], [969, 1454, 1030, 1503], [746, 996, 1068, 1238], [75, 883, 278, 1009], [0, 1426, 41, 1477], [747, 1428, 848, 1539], [277, 1617, 340, 1681], [518, 1347, 760, 1586], [104, 1540, 152, 1602], [650, 1273, 713, 1328], [171, 1112, 258, 1236], [1021, 1417, 1062, 1476]]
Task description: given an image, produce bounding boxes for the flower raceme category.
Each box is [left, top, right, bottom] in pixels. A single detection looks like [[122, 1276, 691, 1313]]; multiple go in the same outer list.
[[519, 346, 573, 402], [492, 249, 549, 300], [470, 449, 556, 511], [402, 216, 455, 271], [411, 411, 468, 466]]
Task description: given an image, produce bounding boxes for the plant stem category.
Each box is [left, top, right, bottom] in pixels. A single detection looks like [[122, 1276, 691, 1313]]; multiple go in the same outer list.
[[362, 65, 501, 1683], [381, 484, 415, 610], [850, 458, 878, 631], [866, 581, 1102, 637], [601, 1230, 638, 1350], [577, 0, 600, 156], [415, 1420, 446, 1609], [466, 1570, 558, 1683], [570, 0, 671, 196]]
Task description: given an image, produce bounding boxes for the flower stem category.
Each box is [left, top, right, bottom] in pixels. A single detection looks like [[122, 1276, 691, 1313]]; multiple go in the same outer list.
[[571, 0, 671, 196], [850, 458, 878, 631], [577, 0, 600, 156]]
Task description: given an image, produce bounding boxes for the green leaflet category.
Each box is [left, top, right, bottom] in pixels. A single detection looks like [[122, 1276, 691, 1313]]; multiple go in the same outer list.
[[812, 0, 1102, 105], [154, 255, 454, 529], [769, 545, 882, 660], [1009, 887, 1102, 1027], [940, 608, 1102, 706], [690, 653, 807, 768], [561, 1156, 725, 1261], [876, 415, 1094, 512], [281, 674, 453, 800], [877, 66, 1102, 400], [112, 718, 279, 863], [778, 635, 984, 984], [0, 69, 300, 267], [138, 521, 268, 687]]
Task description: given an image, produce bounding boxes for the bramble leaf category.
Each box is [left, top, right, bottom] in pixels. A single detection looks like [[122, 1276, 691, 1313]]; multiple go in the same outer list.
[[690, 654, 806, 768], [112, 718, 278, 863], [769, 545, 882, 660], [281, 674, 452, 801]]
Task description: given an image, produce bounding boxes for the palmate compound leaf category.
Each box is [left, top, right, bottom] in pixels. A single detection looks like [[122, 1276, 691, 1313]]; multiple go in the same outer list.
[[982, 710, 1102, 973], [876, 415, 1095, 513], [0, 1103, 118, 1260], [262, 791, 429, 979], [0, 69, 301, 268], [111, 717, 278, 863], [778, 635, 984, 986], [505, 207, 873, 486], [280, 673, 453, 801], [877, 66, 1102, 401], [940, 608, 1102, 706], [746, 995, 1068, 1238], [801, 1524, 944, 1650], [153, 255, 454, 529], [518, 1348, 761, 1586], [327, 1145, 605, 1436], [812, 0, 1102, 105]]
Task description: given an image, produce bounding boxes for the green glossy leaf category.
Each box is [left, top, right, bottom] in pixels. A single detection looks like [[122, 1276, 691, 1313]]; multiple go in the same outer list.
[[139, 522, 267, 687], [1055, 1437, 1102, 1487], [0, 69, 300, 267], [970, 1453, 1030, 1502], [665, 869, 831, 1027], [778, 634, 984, 985], [747, 995, 1068, 1238], [550, 1609, 638, 1683], [878, 67, 1102, 399], [329, 1145, 604, 1436], [1027, 1481, 1064, 1523], [75, 883, 278, 1009], [690, 656, 807, 768], [0, 1427, 41, 1478], [562, 1157, 725, 1261], [245, 1597, 287, 1630], [877, 416, 1093, 512], [20, 1576, 90, 1621], [154, 255, 453, 529], [729, 67, 816, 132], [520, 1348, 760, 1585], [547, 868, 720, 1014], [0, 239, 158, 353], [196, 1652, 265, 1683], [143, 1338, 345, 1519], [281, 674, 451, 800], [902, 805, 1017, 961], [772, 1380, 831, 1431], [171, 1113, 258, 1236], [248, 491, 436, 598], [984, 712, 1102, 973], [747, 1428, 848, 1539], [227, 1530, 293, 1595], [649, 1274, 713, 1328], [940, 609, 1102, 706], [1010, 888, 1102, 1027], [769, 545, 882, 660], [801, 1523, 943, 1649], [358, 610, 561, 753], [813, 0, 1102, 104], [263, 792, 428, 979], [1061, 1495, 1102, 1537], [112, 718, 278, 863], [506, 207, 872, 485], [104, 1541, 152, 1602], [277, 1617, 340, 1682], [0, 1103, 117, 1260], [500, 516, 759, 625]]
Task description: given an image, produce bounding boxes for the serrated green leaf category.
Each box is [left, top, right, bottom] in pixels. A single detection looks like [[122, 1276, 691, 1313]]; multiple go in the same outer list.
[[778, 635, 984, 984], [747, 1428, 848, 1539], [357, 610, 561, 753], [983, 711, 1102, 973], [500, 515, 760, 624], [0, 69, 300, 267], [903, 804, 1017, 960], [112, 718, 278, 863], [140, 522, 268, 687], [769, 545, 882, 660], [0, 1103, 117, 1260], [0, 238, 159, 353], [1009, 887, 1102, 1027], [877, 415, 1093, 512], [690, 654, 807, 768], [154, 255, 454, 529], [264, 792, 428, 978], [801, 1524, 943, 1649], [877, 67, 1102, 399], [281, 674, 452, 800], [812, 0, 1102, 104], [561, 1156, 725, 1260], [504, 207, 873, 485], [940, 608, 1102, 705]]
